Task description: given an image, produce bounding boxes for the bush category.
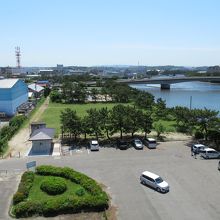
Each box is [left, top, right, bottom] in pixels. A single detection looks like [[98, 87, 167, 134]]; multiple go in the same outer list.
[[12, 171, 35, 205], [75, 187, 85, 197], [13, 201, 42, 218], [40, 177, 67, 195], [13, 166, 109, 218], [13, 192, 26, 205]]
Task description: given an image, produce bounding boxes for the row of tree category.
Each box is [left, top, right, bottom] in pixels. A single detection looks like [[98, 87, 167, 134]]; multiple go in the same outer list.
[[60, 105, 153, 140], [171, 106, 220, 143], [50, 80, 153, 104]]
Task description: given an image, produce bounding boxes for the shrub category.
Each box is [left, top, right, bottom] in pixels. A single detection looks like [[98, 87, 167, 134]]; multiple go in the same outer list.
[[13, 192, 26, 205], [13, 201, 42, 218], [75, 187, 85, 197], [12, 171, 35, 204], [40, 177, 67, 195], [13, 166, 109, 218]]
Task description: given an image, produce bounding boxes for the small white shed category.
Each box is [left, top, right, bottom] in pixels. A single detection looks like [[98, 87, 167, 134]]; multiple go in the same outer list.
[[29, 128, 55, 155]]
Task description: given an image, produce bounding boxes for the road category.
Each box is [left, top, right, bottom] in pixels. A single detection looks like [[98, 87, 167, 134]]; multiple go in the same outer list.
[[0, 140, 220, 220]]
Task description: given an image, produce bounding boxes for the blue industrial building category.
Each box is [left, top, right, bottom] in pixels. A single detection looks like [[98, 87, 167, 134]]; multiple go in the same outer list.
[[0, 79, 28, 116]]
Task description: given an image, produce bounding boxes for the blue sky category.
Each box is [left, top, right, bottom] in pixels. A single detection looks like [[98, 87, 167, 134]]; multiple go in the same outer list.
[[0, 0, 220, 66]]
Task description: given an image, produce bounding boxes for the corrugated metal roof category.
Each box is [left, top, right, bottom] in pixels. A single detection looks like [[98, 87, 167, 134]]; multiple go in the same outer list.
[[28, 83, 44, 92], [0, 79, 19, 88], [29, 128, 55, 141]]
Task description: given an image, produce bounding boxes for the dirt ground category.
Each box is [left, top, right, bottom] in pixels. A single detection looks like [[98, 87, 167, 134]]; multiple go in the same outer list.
[[7, 97, 49, 157]]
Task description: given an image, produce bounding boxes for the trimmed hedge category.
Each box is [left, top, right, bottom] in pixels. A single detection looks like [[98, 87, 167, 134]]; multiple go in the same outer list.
[[13, 171, 35, 205], [12, 165, 109, 218], [36, 165, 108, 197], [40, 177, 67, 195]]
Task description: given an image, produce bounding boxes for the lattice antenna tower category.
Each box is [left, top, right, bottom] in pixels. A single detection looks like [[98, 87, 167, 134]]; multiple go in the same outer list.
[[15, 46, 21, 68]]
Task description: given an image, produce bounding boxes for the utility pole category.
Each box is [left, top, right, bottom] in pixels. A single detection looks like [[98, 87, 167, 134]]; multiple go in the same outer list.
[[15, 46, 21, 68]]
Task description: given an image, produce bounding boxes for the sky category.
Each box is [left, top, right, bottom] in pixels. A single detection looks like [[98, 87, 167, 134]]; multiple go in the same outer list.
[[0, 0, 220, 67]]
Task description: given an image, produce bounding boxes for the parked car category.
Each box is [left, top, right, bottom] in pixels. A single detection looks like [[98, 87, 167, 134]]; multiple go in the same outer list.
[[140, 171, 169, 193], [88, 140, 99, 151], [192, 144, 207, 153], [142, 138, 157, 149], [117, 139, 129, 150], [200, 148, 220, 159], [218, 161, 220, 171], [132, 138, 143, 150]]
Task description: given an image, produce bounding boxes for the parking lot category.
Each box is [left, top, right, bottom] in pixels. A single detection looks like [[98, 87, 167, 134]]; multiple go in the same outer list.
[[0, 140, 220, 220]]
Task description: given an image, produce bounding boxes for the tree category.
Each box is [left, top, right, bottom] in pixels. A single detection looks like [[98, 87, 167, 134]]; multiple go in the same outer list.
[[110, 105, 128, 139], [60, 108, 81, 140], [72, 82, 87, 103], [44, 87, 51, 97], [84, 108, 102, 140], [172, 106, 194, 133], [50, 90, 62, 102], [154, 98, 167, 120], [135, 91, 154, 110], [90, 88, 99, 102], [126, 106, 144, 137], [192, 108, 219, 140], [140, 112, 153, 138], [154, 122, 165, 138], [99, 107, 111, 139]]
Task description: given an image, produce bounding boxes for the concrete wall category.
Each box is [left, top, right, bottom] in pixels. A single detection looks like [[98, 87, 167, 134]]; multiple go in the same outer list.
[[31, 140, 52, 155], [0, 80, 28, 116]]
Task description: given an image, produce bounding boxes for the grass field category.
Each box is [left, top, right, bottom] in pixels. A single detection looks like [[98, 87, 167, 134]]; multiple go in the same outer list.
[[28, 175, 88, 201], [40, 102, 122, 135], [40, 101, 177, 136]]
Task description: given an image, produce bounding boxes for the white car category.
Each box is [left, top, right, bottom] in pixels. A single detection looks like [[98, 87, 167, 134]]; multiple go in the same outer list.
[[200, 148, 220, 159], [140, 171, 169, 193], [88, 140, 99, 151], [192, 144, 207, 153]]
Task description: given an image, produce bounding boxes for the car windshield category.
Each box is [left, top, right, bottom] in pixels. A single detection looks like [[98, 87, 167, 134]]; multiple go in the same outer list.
[[135, 140, 142, 144], [155, 177, 163, 184]]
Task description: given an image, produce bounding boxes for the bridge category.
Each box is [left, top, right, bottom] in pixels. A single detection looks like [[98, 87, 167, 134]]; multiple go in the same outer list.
[[116, 76, 220, 89]]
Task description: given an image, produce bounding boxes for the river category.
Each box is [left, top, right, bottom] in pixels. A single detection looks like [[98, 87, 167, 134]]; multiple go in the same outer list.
[[130, 81, 220, 113]]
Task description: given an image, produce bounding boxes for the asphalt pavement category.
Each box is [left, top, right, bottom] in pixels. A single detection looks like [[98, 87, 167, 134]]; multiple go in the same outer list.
[[0, 140, 220, 220]]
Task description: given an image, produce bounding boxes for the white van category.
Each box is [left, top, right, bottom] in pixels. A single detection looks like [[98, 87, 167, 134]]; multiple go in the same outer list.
[[140, 171, 169, 193], [88, 140, 99, 151], [143, 138, 157, 149], [200, 148, 220, 159]]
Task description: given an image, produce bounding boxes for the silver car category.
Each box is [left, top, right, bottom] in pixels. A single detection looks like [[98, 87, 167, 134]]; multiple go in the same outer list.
[[140, 171, 169, 193]]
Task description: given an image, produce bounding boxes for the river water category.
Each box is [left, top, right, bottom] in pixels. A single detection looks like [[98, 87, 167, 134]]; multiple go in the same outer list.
[[130, 81, 220, 113]]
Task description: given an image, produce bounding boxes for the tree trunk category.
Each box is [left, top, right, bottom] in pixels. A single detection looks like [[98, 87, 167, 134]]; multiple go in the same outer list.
[[95, 132, 98, 140], [106, 130, 110, 139], [120, 129, 123, 139], [84, 133, 87, 140]]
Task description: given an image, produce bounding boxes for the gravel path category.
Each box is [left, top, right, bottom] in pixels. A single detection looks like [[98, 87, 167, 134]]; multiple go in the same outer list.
[[7, 97, 49, 157]]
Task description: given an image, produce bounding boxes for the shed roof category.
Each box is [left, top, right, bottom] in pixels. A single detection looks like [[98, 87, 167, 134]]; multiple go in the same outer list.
[[28, 83, 44, 92], [29, 128, 55, 141], [0, 79, 19, 88]]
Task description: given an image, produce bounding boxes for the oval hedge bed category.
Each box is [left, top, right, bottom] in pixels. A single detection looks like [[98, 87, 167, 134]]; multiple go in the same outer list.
[[11, 165, 109, 218], [40, 176, 67, 195]]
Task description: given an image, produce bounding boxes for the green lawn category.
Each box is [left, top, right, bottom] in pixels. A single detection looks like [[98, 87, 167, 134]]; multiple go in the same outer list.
[[155, 120, 177, 132], [28, 175, 88, 202], [40, 102, 122, 135], [40, 101, 177, 136]]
